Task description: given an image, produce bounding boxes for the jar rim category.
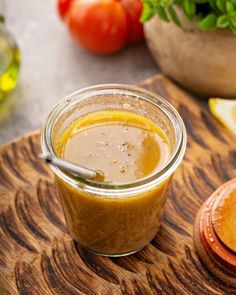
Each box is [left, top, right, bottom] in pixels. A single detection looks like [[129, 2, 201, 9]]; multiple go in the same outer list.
[[41, 84, 187, 196]]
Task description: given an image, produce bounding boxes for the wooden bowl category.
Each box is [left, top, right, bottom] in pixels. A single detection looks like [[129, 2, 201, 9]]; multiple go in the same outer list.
[[144, 13, 236, 98]]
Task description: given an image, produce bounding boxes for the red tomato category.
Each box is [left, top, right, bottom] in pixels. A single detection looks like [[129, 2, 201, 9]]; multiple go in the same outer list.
[[58, 0, 72, 20], [121, 0, 144, 43], [58, 0, 144, 54], [66, 0, 128, 54]]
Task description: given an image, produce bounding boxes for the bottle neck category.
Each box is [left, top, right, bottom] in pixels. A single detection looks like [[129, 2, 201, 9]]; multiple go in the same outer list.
[[0, 0, 5, 27], [0, 15, 5, 26]]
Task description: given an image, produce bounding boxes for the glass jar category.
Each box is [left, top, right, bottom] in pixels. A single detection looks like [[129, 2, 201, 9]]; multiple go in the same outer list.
[[0, 1, 20, 101], [41, 84, 187, 257]]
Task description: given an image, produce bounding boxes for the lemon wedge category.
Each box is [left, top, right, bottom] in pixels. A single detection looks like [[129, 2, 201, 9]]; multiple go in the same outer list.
[[209, 98, 236, 135]]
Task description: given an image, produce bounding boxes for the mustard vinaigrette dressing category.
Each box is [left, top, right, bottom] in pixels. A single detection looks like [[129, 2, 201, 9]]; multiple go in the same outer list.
[[56, 111, 171, 183], [42, 84, 186, 256]]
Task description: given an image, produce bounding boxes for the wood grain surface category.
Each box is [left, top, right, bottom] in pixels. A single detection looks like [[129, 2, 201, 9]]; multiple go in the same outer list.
[[0, 75, 236, 295]]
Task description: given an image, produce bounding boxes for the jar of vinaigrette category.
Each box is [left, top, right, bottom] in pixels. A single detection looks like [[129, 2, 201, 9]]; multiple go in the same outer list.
[[41, 84, 186, 257]]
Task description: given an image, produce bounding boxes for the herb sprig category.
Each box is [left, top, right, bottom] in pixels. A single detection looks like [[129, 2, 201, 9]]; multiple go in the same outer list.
[[141, 0, 236, 34]]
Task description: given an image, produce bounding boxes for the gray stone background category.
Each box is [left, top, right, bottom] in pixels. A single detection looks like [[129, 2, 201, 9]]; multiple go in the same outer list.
[[0, 0, 159, 145]]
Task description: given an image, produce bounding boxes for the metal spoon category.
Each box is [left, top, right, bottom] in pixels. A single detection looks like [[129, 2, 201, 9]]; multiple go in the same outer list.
[[40, 152, 103, 181]]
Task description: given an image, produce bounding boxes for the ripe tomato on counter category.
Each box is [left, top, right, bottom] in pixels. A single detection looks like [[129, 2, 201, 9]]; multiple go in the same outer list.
[[57, 0, 144, 54]]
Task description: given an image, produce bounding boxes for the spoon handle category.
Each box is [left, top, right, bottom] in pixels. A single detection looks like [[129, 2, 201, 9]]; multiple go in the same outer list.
[[40, 153, 97, 180]]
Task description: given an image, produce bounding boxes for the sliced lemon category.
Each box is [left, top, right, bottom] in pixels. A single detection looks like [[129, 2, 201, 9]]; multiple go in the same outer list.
[[209, 98, 236, 135]]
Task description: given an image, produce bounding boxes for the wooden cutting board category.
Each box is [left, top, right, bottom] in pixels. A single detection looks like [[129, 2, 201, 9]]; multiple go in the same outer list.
[[0, 75, 236, 295]]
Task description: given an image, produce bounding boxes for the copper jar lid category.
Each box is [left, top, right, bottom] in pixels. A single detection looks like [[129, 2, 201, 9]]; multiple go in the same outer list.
[[194, 178, 236, 287]]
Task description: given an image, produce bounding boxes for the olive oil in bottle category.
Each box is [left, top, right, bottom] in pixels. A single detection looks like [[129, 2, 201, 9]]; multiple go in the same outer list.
[[0, 2, 20, 101]]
